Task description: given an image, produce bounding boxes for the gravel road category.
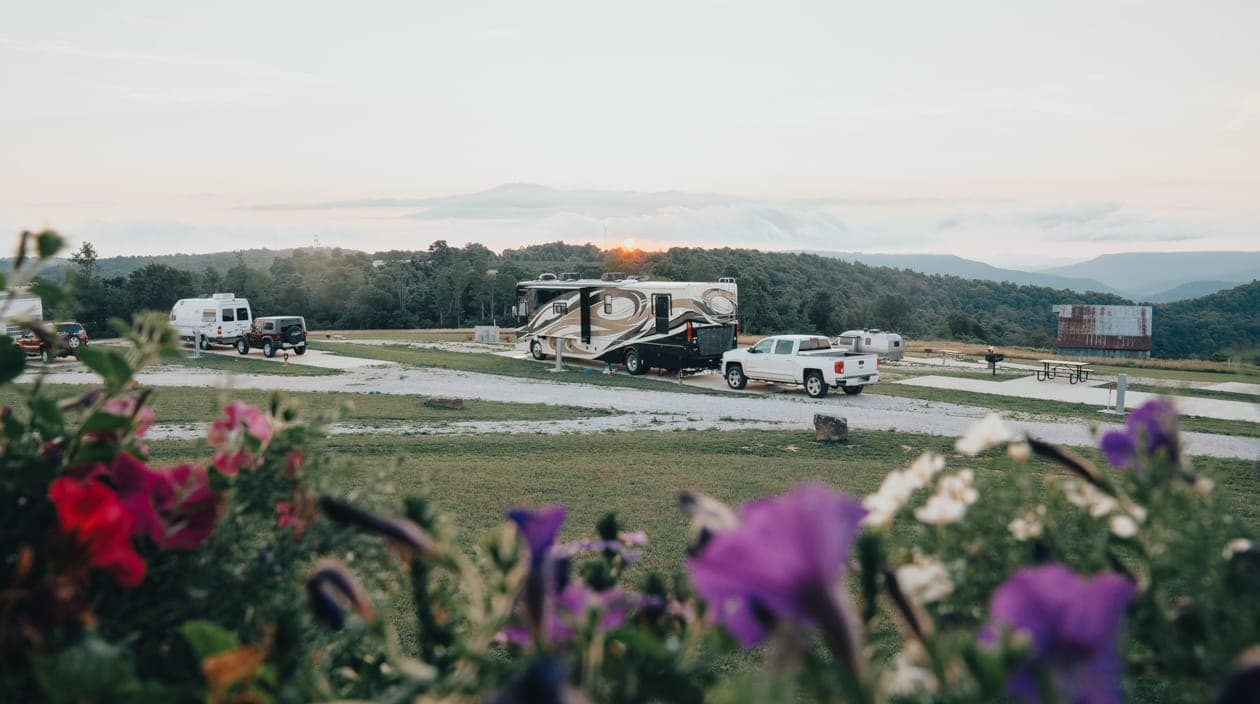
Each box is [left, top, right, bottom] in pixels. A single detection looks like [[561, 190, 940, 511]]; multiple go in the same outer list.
[[26, 362, 1260, 461]]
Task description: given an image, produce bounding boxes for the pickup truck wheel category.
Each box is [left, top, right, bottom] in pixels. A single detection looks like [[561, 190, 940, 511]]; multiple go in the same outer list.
[[843, 385, 864, 395], [624, 347, 648, 375], [40, 348, 52, 364], [236, 338, 249, 355], [725, 365, 747, 390], [530, 340, 546, 360], [263, 340, 275, 358], [804, 371, 828, 398], [294, 346, 306, 356]]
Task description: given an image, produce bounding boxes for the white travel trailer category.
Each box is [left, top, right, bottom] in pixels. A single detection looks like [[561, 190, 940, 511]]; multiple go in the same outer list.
[[834, 329, 904, 361], [170, 293, 253, 349], [515, 273, 738, 375], [0, 291, 44, 336]]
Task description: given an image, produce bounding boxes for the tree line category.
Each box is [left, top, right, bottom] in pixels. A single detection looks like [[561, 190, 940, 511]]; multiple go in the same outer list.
[[37, 240, 1255, 360]]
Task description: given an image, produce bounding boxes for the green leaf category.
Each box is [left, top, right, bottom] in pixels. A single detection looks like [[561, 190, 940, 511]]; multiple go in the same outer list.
[[75, 346, 135, 392], [28, 632, 138, 704], [28, 280, 67, 305], [0, 335, 25, 386], [179, 619, 241, 661], [36, 229, 64, 259], [27, 396, 64, 431]]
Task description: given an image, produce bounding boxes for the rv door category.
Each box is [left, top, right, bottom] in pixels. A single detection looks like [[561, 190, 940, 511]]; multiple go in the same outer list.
[[653, 294, 671, 335]]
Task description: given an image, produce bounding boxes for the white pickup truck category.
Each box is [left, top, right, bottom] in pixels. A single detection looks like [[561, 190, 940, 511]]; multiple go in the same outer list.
[[721, 334, 880, 398]]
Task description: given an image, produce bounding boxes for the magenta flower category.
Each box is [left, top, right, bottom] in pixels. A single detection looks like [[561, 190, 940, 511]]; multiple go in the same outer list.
[[104, 451, 222, 550], [980, 564, 1136, 704], [687, 484, 867, 652], [1099, 398, 1180, 472], [207, 401, 274, 476]]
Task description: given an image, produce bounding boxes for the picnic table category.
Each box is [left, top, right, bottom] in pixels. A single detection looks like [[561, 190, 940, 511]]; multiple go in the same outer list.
[[938, 349, 966, 363], [1036, 359, 1094, 384]]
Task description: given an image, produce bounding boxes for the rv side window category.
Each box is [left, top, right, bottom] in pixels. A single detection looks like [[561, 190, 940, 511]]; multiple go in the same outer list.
[[839, 336, 857, 346], [893, 340, 900, 347], [237, 307, 250, 321], [773, 339, 794, 355], [603, 295, 612, 314], [202, 309, 216, 322], [865, 337, 872, 345], [552, 302, 568, 315], [222, 308, 235, 322]]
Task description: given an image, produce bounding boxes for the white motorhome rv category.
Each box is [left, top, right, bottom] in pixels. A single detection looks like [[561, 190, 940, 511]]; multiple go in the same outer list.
[[0, 291, 44, 336], [170, 293, 253, 349], [834, 329, 904, 361], [515, 274, 738, 375]]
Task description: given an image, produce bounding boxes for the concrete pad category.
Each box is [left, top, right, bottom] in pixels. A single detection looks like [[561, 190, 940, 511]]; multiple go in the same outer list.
[[196, 346, 394, 370], [895, 374, 1260, 424], [1204, 382, 1260, 396]]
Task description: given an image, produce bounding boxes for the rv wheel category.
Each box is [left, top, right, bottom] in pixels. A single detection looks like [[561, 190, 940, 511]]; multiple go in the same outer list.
[[804, 371, 829, 399], [530, 340, 546, 360], [725, 364, 747, 390], [624, 347, 647, 375], [236, 338, 249, 355], [843, 385, 864, 395], [199, 335, 211, 351]]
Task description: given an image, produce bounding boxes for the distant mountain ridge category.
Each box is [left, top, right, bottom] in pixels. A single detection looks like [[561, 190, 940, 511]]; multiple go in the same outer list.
[[1037, 251, 1260, 298], [799, 251, 1118, 294]]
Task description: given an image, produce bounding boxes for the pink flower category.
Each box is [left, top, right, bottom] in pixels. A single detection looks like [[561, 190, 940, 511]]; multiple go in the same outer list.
[[207, 401, 273, 476], [102, 395, 156, 438]]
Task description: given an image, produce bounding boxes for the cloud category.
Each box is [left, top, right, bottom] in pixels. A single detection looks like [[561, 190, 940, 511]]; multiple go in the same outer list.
[[1020, 202, 1125, 228]]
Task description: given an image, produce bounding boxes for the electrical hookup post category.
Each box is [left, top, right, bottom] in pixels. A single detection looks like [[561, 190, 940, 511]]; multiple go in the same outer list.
[[549, 339, 566, 373], [1102, 373, 1128, 416]]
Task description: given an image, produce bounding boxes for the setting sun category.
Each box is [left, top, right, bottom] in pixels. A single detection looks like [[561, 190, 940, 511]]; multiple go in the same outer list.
[[622, 238, 636, 249]]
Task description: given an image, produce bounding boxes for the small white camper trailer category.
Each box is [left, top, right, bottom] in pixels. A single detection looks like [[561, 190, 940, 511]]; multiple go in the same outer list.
[[834, 329, 904, 361], [515, 274, 738, 375], [0, 291, 44, 336], [170, 293, 253, 349]]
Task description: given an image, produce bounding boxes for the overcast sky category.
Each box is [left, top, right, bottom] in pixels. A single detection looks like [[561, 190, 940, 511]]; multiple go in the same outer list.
[[1, 1, 1256, 266]]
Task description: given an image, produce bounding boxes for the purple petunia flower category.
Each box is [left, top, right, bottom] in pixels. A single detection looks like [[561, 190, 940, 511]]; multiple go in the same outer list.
[[980, 563, 1136, 704], [508, 506, 567, 566], [687, 483, 867, 662], [499, 583, 630, 646], [1100, 398, 1180, 472]]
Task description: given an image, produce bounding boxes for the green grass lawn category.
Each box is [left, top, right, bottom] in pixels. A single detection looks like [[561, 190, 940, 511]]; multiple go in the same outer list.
[[316, 330, 477, 342], [153, 352, 342, 376], [0, 383, 610, 426], [146, 428, 1260, 581], [310, 342, 736, 396]]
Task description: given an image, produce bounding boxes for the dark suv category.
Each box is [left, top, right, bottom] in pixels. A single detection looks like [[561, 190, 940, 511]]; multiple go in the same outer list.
[[236, 316, 307, 358], [16, 322, 89, 363]]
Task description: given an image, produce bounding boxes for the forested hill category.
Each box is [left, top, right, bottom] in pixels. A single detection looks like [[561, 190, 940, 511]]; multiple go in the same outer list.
[[28, 240, 1254, 359], [1151, 279, 1260, 359]]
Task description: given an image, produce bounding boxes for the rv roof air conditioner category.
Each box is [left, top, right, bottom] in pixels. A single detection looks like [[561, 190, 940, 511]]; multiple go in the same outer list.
[[600, 272, 626, 282], [539, 273, 558, 281], [560, 272, 581, 281]]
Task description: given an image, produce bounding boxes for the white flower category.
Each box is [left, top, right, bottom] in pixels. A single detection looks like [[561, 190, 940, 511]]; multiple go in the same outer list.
[[915, 495, 968, 525], [905, 452, 945, 485], [937, 472, 979, 506], [1060, 479, 1118, 518], [1110, 515, 1139, 538], [880, 642, 938, 696], [955, 413, 1018, 456], [895, 555, 954, 604], [1008, 511, 1044, 541], [860, 453, 946, 527], [1007, 441, 1031, 462], [1222, 538, 1253, 559]]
